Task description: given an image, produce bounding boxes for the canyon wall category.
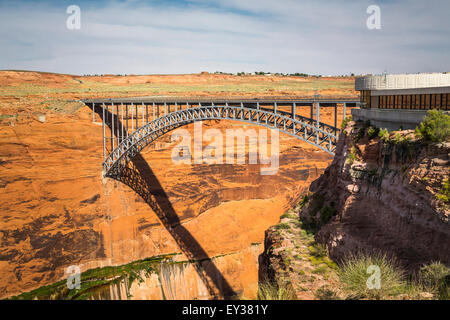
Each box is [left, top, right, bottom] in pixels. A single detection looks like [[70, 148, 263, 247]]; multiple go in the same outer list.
[[296, 120, 449, 270], [0, 105, 333, 299], [259, 120, 449, 299]]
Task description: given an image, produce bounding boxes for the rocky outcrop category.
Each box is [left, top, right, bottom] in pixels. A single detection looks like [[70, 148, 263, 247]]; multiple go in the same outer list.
[[300, 121, 450, 270], [259, 120, 449, 300]]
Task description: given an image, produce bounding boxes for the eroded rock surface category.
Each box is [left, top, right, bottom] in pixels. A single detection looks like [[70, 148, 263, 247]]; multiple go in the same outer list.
[[0, 106, 333, 299]]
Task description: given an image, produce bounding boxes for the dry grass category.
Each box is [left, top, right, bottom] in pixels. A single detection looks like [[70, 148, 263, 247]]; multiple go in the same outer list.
[[257, 281, 297, 300], [338, 252, 405, 299]]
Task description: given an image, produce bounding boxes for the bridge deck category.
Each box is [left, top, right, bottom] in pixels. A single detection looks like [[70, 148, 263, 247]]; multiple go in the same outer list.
[[82, 96, 359, 106]]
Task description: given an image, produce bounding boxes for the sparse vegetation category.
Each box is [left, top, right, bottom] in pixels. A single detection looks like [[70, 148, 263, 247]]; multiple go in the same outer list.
[[341, 116, 352, 130], [7, 254, 178, 300], [415, 110, 450, 143], [378, 128, 390, 142], [419, 262, 450, 299], [435, 178, 449, 204], [346, 145, 358, 165], [275, 222, 291, 231], [338, 252, 405, 299], [257, 281, 297, 300], [315, 285, 340, 300], [367, 126, 379, 140]]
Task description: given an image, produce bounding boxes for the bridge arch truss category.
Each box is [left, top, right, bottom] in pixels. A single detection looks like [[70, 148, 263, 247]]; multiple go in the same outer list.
[[82, 98, 359, 177]]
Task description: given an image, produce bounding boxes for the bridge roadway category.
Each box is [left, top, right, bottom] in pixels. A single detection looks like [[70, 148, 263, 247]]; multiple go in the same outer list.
[[81, 97, 360, 177]]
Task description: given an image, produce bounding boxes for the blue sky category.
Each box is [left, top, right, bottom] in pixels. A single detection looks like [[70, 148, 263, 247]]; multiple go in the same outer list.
[[0, 0, 449, 75]]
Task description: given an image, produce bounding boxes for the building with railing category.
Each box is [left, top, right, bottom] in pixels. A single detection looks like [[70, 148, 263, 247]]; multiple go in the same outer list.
[[352, 73, 450, 130]]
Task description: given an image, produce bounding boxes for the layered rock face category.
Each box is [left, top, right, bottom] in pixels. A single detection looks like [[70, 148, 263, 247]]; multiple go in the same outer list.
[[0, 105, 333, 299], [301, 121, 450, 270]]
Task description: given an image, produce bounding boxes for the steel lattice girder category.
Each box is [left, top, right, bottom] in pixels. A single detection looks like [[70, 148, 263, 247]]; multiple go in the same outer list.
[[102, 105, 339, 176]]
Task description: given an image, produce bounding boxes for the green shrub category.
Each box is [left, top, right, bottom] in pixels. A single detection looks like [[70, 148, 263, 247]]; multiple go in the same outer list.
[[275, 223, 291, 231], [347, 145, 358, 165], [367, 126, 379, 140], [419, 262, 450, 299], [341, 116, 352, 130], [299, 194, 309, 208], [257, 281, 297, 300], [436, 179, 449, 204], [415, 110, 450, 142], [312, 265, 329, 275], [315, 286, 340, 300], [280, 212, 296, 220], [378, 128, 389, 142], [308, 243, 327, 258], [338, 252, 405, 299]]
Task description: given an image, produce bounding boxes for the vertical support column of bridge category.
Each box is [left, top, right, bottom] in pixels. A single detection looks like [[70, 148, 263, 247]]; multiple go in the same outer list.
[[257, 102, 260, 122], [292, 102, 296, 134], [240, 102, 244, 120], [121, 103, 124, 143], [334, 103, 338, 136], [135, 103, 138, 130], [142, 102, 145, 127], [316, 102, 320, 126], [343, 102, 346, 121], [131, 103, 134, 133], [102, 103, 106, 162], [175, 102, 178, 112], [316, 102, 320, 145], [310, 103, 314, 121], [164, 102, 167, 117], [152, 102, 155, 121], [116, 103, 119, 144], [146, 103, 148, 125], [92, 103, 95, 122], [126, 103, 129, 138], [111, 103, 115, 151]]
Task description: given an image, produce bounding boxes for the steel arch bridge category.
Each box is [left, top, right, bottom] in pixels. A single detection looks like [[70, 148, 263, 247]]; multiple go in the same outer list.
[[82, 98, 359, 177]]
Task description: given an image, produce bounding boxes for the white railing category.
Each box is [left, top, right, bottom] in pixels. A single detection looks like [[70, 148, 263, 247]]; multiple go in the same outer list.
[[355, 73, 450, 91]]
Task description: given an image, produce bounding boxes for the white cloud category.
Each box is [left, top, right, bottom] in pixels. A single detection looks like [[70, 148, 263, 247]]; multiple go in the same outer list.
[[0, 0, 449, 75]]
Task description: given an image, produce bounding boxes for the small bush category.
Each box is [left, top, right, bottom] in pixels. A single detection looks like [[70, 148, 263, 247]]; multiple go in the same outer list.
[[258, 282, 297, 300], [367, 126, 379, 140], [299, 194, 309, 208], [435, 179, 449, 204], [347, 145, 358, 165], [378, 128, 389, 142], [338, 252, 405, 299], [275, 223, 291, 231], [415, 110, 450, 143], [419, 262, 450, 299], [315, 286, 340, 300], [280, 212, 295, 220], [341, 116, 352, 130], [312, 265, 329, 275], [308, 243, 327, 258]]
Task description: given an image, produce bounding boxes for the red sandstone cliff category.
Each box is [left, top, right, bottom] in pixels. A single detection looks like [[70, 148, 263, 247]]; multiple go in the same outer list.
[[260, 120, 449, 299], [309, 121, 449, 269]]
